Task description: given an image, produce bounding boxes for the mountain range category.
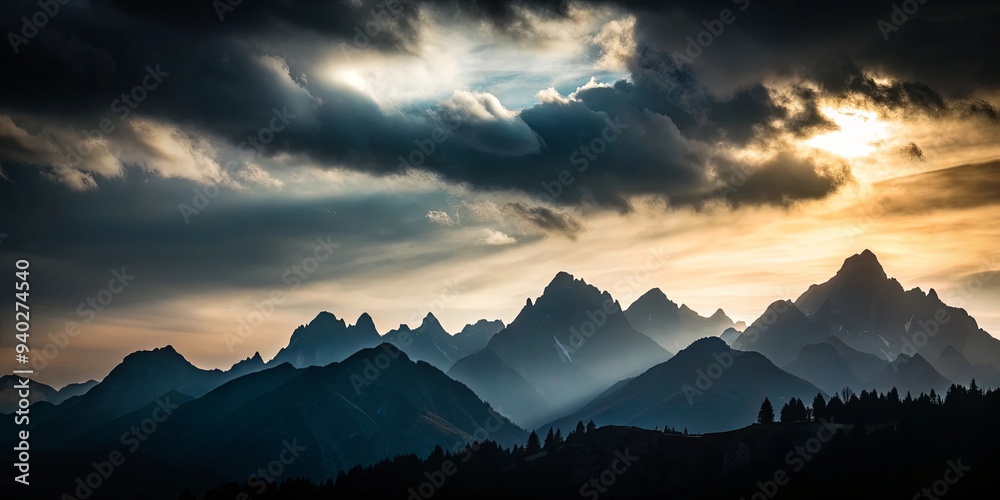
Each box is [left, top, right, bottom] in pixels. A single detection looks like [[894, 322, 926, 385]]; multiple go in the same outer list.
[[3, 250, 997, 499], [448, 272, 673, 427]]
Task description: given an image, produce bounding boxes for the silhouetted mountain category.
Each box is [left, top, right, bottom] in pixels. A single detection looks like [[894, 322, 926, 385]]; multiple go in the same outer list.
[[31, 345, 229, 437], [731, 300, 825, 367], [450, 272, 671, 427], [821, 335, 888, 382], [195, 382, 1000, 500], [624, 288, 736, 352], [873, 353, 951, 395], [935, 345, 975, 384], [783, 342, 863, 396], [54, 379, 99, 402], [227, 351, 266, 379], [544, 337, 822, 434], [64, 344, 526, 492], [0, 375, 58, 413], [269, 312, 382, 368], [383, 313, 462, 370], [733, 250, 1000, 396], [720, 327, 741, 345], [453, 319, 505, 354], [795, 250, 1000, 368]]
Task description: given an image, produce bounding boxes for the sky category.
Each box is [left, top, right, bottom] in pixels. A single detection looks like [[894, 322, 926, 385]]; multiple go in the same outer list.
[[1, 0, 998, 388]]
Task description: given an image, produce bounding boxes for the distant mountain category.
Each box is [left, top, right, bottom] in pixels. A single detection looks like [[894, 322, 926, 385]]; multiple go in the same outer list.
[[872, 353, 952, 395], [731, 300, 826, 367], [383, 313, 461, 370], [131, 344, 526, 485], [719, 327, 741, 345], [936, 345, 974, 383], [269, 312, 382, 368], [783, 342, 863, 395], [269, 311, 501, 372], [54, 379, 99, 402], [797, 250, 1000, 368], [0, 375, 58, 413], [624, 288, 736, 352], [449, 272, 672, 427], [733, 250, 1000, 391], [543, 337, 822, 434], [0, 376, 98, 414], [31, 346, 229, 437], [453, 319, 505, 354], [822, 335, 889, 382], [933, 345, 1000, 387], [783, 337, 890, 395], [227, 351, 266, 379]]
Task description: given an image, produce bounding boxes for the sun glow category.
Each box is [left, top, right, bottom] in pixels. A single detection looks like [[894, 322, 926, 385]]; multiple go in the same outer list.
[[805, 107, 890, 158]]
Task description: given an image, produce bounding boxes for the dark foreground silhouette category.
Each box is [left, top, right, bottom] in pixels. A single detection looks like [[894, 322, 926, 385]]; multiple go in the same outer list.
[[191, 382, 997, 500]]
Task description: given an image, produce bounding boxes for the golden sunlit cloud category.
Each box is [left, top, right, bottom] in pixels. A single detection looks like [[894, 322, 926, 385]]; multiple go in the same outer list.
[[804, 107, 890, 158]]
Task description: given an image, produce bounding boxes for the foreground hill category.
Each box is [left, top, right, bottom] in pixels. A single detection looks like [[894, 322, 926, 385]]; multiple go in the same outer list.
[[13, 344, 525, 499]]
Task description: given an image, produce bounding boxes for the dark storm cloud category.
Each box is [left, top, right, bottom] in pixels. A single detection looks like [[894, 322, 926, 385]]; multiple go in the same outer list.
[[0, 164, 473, 314], [503, 202, 584, 239], [0, 0, 996, 211], [620, 0, 1000, 97]]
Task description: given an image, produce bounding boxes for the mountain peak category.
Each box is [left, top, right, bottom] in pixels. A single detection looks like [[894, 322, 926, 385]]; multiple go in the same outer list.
[[310, 311, 348, 330], [709, 308, 730, 321], [548, 271, 579, 288], [837, 249, 887, 279], [354, 312, 377, 332], [420, 312, 447, 333], [119, 345, 196, 371], [939, 345, 965, 359]]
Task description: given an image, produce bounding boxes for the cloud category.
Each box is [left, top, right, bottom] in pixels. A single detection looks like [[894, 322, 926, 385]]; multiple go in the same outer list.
[[481, 229, 517, 245], [504, 202, 584, 239], [426, 210, 457, 225], [593, 15, 636, 72], [0, 0, 996, 210]]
